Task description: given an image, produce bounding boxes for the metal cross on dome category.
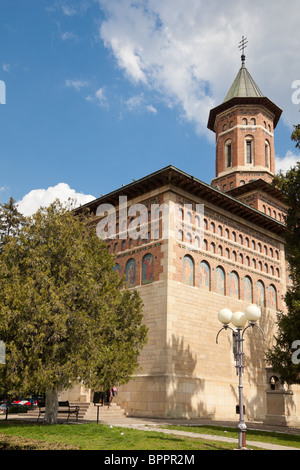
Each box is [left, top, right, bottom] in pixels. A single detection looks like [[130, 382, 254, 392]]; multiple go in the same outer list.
[[239, 36, 248, 55], [239, 36, 248, 63]]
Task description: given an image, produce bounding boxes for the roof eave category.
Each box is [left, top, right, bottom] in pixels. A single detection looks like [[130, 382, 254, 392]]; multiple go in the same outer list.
[[207, 96, 282, 132]]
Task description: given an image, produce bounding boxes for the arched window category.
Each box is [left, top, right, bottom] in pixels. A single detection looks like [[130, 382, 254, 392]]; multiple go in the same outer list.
[[242, 118, 247, 126], [113, 263, 120, 274], [210, 242, 215, 253], [270, 376, 280, 391], [142, 253, 153, 285], [225, 139, 232, 167], [183, 255, 194, 286], [230, 271, 239, 299], [268, 285, 277, 310], [232, 231, 236, 242], [215, 266, 225, 295], [256, 281, 265, 308], [245, 135, 254, 165], [178, 207, 184, 220], [250, 118, 256, 126], [265, 140, 271, 168], [200, 261, 210, 291], [244, 276, 252, 303], [186, 211, 192, 224], [264, 263, 268, 273], [186, 232, 192, 244], [126, 259, 136, 287]]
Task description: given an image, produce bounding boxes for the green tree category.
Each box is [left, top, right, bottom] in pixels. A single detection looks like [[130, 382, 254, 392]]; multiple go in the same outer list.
[[0, 197, 25, 248], [265, 129, 300, 384], [0, 201, 148, 424], [291, 124, 300, 150]]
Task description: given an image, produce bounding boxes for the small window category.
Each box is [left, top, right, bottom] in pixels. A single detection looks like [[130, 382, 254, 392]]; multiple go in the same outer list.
[[225, 140, 232, 167], [250, 118, 256, 126], [242, 118, 247, 126], [246, 141, 252, 164], [265, 140, 270, 168]]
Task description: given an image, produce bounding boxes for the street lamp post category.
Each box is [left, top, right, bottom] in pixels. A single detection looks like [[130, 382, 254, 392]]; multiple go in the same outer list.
[[216, 305, 265, 450]]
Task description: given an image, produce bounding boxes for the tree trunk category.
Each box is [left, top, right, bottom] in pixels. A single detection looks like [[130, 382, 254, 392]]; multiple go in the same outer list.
[[44, 388, 58, 424]]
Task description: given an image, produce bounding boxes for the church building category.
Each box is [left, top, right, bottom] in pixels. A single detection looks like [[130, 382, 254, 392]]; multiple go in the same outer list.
[[70, 51, 300, 427]]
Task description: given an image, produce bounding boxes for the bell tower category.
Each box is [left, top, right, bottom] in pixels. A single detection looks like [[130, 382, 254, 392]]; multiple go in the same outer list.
[[207, 38, 282, 192]]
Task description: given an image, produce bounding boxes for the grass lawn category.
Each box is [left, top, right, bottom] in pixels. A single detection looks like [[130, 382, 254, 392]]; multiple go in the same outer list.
[[1, 420, 299, 450], [161, 424, 300, 449], [0, 420, 241, 451]]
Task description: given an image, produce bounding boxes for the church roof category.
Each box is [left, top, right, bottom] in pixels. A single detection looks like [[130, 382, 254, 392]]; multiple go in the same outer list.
[[227, 178, 288, 205], [207, 56, 282, 132], [76, 165, 286, 236], [223, 58, 264, 102]]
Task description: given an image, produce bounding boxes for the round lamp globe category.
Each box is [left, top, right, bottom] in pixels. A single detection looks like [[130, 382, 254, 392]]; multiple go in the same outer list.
[[231, 311, 247, 328], [245, 304, 261, 322], [218, 309, 233, 325]]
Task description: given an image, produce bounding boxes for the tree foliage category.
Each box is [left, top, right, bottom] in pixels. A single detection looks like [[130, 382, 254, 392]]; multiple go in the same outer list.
[[0, 200, 148, 422], [265, 128, 300, 385], [0, 197, 25, 248], [291, 124, 300, 150]]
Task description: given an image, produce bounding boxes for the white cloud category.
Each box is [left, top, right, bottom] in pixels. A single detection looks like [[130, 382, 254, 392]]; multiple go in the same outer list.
[[61, 31, 80, 42], [146, 104, 157, 114], [65, 79, 89, 91], [98, 0, 300, 138], [275, 151, 300, 174], [85, 87, 108, 107], [2, 63, 10, 73], [17, 183, 95, 216], [123, 93, 157, 115]]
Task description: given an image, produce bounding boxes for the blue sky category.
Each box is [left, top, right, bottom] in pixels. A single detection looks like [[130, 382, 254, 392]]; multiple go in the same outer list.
[[0, 0, 300, 215]]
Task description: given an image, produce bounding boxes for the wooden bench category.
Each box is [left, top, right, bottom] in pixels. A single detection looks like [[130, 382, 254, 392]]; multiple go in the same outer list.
[[37, 400, 79, 422]]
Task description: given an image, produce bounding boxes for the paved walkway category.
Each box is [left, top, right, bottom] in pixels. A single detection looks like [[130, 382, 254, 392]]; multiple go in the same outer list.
[[1, 413, 300, 450], [92, 415, 300, 451]]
